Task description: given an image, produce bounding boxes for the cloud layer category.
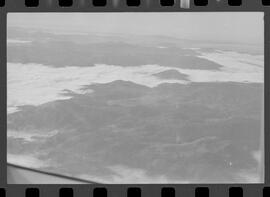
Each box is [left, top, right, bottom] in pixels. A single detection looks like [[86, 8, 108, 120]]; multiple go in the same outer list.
[[7, 50, 263, 114]]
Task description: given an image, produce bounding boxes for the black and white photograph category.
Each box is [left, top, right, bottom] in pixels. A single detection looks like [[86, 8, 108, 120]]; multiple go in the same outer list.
[[7, 12, 264, 184]]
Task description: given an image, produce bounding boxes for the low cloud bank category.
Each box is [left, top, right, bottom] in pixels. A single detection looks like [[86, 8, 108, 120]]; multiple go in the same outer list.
[[7, 50, 263, 114]]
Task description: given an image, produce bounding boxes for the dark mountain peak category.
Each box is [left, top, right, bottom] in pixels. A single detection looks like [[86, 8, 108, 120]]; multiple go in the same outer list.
[[153, 69, 189, 81], [84, 80, 149, 90], [81, 80, 150, 99]]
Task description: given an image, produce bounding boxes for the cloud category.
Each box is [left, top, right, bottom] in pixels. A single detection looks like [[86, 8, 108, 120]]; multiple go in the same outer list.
[[7, 50, 263, 114], [7, 39, 32, 44], [7, 153, 52, 168], [8, 130, 59, 142], [79, 165, 190, 184]]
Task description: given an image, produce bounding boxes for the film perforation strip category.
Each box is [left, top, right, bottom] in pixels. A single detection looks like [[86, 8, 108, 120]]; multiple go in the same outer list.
[[0, 0, 4, 7], [59, 188, 73, 197], [160, 0, 175, 6], [93, 0, 107, 7], [194, 0, 208, 6], [59, 0, 73, 7], [0, 188, 5, 197], [127, 0, 141, 6], [93, 187, 107, 197], [228, 0, 242, 6], [264, 187, 270, 197], [229, 187, 243, 197], [127, 187, 141, 197], [263, 0, 270, 6], [0, 187, 269, 197], [25, 0, 39, 7], [161, 187, 175, 197], [195, 187, 209, 197], [0, 0, 269, 8], [26, 188, 39, 197]]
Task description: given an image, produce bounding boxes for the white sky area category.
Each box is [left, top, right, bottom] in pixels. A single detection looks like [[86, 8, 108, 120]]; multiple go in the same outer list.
[[8, 12, 263, 44]]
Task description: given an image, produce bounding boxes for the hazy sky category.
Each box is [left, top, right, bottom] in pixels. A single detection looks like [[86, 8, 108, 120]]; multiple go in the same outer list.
[[8, 12, 263, 44]]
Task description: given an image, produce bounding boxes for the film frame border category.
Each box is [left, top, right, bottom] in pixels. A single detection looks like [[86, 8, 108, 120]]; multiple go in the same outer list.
[[0, 0, 270, 196], [1, 0, 270, 10]]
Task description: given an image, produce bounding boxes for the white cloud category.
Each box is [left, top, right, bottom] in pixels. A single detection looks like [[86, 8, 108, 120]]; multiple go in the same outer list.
[[7, 153, 52, 168], [7, 50, 263, 114], [8, 130, 59, 142], [7, 39, 32, 44], [79, 165, 190, 184]]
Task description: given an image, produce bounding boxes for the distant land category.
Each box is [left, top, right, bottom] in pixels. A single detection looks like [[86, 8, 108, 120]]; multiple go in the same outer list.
[[7, 26, 264, 183]]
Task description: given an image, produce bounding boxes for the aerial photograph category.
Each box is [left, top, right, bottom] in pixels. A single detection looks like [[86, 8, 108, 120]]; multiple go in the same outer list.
[[7, 13, 264, 183]]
